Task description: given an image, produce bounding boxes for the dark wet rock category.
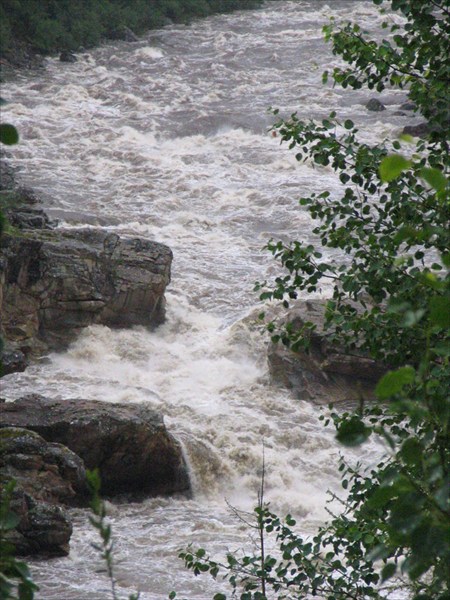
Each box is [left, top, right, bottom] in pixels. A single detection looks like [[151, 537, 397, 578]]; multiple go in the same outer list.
[[0, 160, 17, 190], [0, 46, 45, 80], [400, 101, 416, 111], [0, 395, 191, 497], [0, 227, 172, 353], [0, 426, 88, 505], [0, 345, 27, 375], [108, 27, 139, 42], [59, 51, 77, 63], [267, 300, 386, 404], [1, 161, 53, 230], [402, 122, 431, 138], [0, 427, 88, 556], [6, 206, 52, 230], [366, 98, 386, 112]]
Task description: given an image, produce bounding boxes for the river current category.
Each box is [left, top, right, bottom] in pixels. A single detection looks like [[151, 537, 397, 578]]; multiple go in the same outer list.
[[2, 1, 419, 598]]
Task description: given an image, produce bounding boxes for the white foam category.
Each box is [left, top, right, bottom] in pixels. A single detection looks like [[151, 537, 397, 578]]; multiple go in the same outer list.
[[2, 1, 404, 597]]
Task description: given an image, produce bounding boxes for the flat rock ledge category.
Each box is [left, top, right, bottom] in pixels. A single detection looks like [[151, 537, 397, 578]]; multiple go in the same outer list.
[[0, 396, 191, 556], [267, 300, 387, 404]]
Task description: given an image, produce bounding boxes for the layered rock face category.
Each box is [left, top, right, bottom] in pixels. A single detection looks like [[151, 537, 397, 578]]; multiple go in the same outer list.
[[0, 395, 191, 497], [0, 228, 172, 353], [0, 396, 191, 556], [267, 300, 386, 404], [0, 165, 187, 557], [0, 427, 88, 556]]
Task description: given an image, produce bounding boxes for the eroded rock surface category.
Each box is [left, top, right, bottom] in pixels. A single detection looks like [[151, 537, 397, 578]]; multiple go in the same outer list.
[[267, 300, 386, 404], [0, 395, 191, 497], [0, 227, 172, 352], [0, 427, 88, 556]]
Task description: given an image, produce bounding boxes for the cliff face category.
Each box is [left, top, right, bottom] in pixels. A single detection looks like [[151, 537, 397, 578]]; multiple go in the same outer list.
[[0, 162, 172, 368], [1, 228, 172, 352]]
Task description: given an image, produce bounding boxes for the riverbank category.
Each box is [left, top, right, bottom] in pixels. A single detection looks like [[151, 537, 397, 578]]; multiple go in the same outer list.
[[0, 0, 267, 79]]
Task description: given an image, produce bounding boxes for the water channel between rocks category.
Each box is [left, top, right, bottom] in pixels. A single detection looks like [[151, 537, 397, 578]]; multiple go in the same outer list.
[[2, 1, 419, 597]]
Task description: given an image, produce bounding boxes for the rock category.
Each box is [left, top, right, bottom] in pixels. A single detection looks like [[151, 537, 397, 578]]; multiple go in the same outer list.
[[6, 206, 52, 230], [400, 101, 416, 111], [267, 300, 386, 404], [0, 228, 172, 352], [0, 427, 88, 556], [0, 395, 191, 497], [59, 51, 77, 63], [108, 27, 139, 42], [0, 345, 27, 375], [0, 160, 17, 190], [366, 98, 386, 112], [1, 161, 53, 230], [402, 122, 431, 138]]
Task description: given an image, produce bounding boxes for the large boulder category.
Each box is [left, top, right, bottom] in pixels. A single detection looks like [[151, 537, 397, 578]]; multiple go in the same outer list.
[[267, 300, 386, 404], [0, 395, 191, 497], [0, 427, 88, 556], [0, 227, 172, 352]]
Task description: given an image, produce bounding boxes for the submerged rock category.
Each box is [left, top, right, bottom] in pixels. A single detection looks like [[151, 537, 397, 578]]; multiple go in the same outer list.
[[0, 395, 191, 497], [0, 228, 172, 353], [400, 101, 416, 111], [402, 122, 431, 138], [366, 98, 386, 112], [267, 300, 386, 404]]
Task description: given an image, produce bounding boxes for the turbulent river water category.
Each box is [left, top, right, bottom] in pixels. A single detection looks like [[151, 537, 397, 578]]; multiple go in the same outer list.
[[2, 1, 419, 598]]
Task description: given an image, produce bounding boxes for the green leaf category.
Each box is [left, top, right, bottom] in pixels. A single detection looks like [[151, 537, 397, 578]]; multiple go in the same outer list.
[[420, 167, 448, 192], [213, 594, 227, 600], [429, 296, 450, 328], [400, 438, 422, 466], [367, 485, 397, 509], [381, 562, 396, 581], [0, 123, 19, 145], [336, 416, 371, 447], [379, 154, 411, 182], [18, 582, 36, 600], [1, 510, 21, 531], [375, 366, 415, 399]]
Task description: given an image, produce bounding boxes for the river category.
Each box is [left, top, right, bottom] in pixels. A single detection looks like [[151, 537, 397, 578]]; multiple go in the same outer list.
[[2, 1, 417, 598]]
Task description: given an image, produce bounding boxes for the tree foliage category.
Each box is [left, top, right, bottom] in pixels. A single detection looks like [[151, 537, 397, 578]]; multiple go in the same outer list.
[[178, 0, 449, 598], [0, 482, 39, 600], [0, 0, 266, 56]]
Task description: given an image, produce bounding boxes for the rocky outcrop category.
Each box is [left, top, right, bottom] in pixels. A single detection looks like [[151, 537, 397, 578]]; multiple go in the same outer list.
[[0, 395, 191, 497], [0, 427, 88, 556], [0, 227, 172, 353], [1, 160, 172, 366], [267, 300, 386, 404]]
